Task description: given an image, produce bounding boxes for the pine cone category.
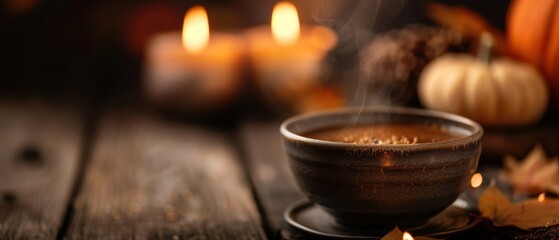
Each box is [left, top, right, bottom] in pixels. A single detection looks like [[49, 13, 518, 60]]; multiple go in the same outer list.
[[359, 25, 468, 105]]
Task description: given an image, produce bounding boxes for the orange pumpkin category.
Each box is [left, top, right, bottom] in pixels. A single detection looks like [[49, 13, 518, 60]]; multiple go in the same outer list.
[[507, 0, 559, 100]]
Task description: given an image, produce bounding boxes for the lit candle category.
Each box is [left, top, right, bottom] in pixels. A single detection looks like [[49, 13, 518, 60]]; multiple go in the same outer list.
[[144, 5, 245, 112], [245, 1, 338, 113], [538, 192, 545, 202]]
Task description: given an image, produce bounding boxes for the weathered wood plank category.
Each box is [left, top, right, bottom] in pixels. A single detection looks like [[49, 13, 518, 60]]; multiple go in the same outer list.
[[66, 111, 266, 239], [239, 122, 304, 238], [0, 100, 84, 239]]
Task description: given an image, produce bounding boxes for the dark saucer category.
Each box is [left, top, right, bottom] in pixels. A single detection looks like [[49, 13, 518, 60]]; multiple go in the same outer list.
[[284, 199, 480, 239]]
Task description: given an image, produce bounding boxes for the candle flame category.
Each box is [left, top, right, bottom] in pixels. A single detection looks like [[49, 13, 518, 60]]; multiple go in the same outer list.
[[271, 1, 300, 46], [403, 231, 414, 240], [538, 193, 546, 202], [471, 173, 483, 188], [182, 5, 209, 53]]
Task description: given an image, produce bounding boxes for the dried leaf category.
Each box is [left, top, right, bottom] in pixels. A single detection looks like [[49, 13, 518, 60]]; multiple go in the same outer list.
[[505, 199, 559, 229], [478, 184, 514, 220], [381, 227, 440, 240], [502, 145, 559, 195], [478, 185, 559, 230]]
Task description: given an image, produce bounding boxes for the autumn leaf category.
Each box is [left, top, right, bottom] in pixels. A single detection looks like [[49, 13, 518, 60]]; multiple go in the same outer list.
[[381, 227, 440, 240], [502, 145, 559, 195], [478, 185, 559, 230], [478, 184, 513, 220]]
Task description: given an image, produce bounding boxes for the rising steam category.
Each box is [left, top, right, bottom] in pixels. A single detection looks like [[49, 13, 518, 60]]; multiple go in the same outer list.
[[311, 0, 410, 126]]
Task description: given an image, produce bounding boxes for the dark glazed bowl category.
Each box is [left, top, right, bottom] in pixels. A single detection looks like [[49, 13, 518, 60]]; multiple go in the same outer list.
[[280, 107, 483, 228]]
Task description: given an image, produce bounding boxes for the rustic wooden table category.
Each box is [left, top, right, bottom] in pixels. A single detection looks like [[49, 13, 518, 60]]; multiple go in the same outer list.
[[1, 99, 557, 240]]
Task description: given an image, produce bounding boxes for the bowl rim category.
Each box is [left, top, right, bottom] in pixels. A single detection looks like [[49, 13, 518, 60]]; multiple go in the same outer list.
[[280, 107, 483, 150]]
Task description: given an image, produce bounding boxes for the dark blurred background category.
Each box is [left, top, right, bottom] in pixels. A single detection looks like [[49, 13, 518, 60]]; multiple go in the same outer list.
[[0, 0, 510, 104]]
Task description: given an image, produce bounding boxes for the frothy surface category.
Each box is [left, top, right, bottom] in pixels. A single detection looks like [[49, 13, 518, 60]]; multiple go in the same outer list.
[[303, 124, 465, 145]]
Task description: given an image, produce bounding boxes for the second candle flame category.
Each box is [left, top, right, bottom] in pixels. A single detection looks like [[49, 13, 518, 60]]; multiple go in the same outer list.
[[271, 1, 300, 46], [182, 5, 210, 54], [538, 193, 546, 202]]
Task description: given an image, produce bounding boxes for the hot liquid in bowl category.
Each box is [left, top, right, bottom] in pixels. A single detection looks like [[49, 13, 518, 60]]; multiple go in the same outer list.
[[281, 107, 483, 228], [303, 124, 466, 145]]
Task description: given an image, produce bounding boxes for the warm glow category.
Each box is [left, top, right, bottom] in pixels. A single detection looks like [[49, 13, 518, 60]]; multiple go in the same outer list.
[[182, 5, 209, 53], [538, 193, 546, 202], [403, 231, 414, 240], [471, 173, 483, 188], [271, 1, 300, 46]]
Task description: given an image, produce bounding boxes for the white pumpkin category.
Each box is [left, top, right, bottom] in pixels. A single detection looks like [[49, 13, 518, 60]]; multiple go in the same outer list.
[[418, 54, 549, 126]]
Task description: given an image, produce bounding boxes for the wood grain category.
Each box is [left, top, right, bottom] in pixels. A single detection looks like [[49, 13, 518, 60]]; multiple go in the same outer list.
[[0, 100, 84, 239], [66, 111, 266, 239], [239, 122, 304, 238]]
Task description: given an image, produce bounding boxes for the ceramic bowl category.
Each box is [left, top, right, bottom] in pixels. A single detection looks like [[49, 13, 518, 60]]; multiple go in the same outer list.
[[280, 107, 483, 228]]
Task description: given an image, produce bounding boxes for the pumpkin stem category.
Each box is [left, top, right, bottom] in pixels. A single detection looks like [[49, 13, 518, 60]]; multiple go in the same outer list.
[[477, 32, 494, 65]]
